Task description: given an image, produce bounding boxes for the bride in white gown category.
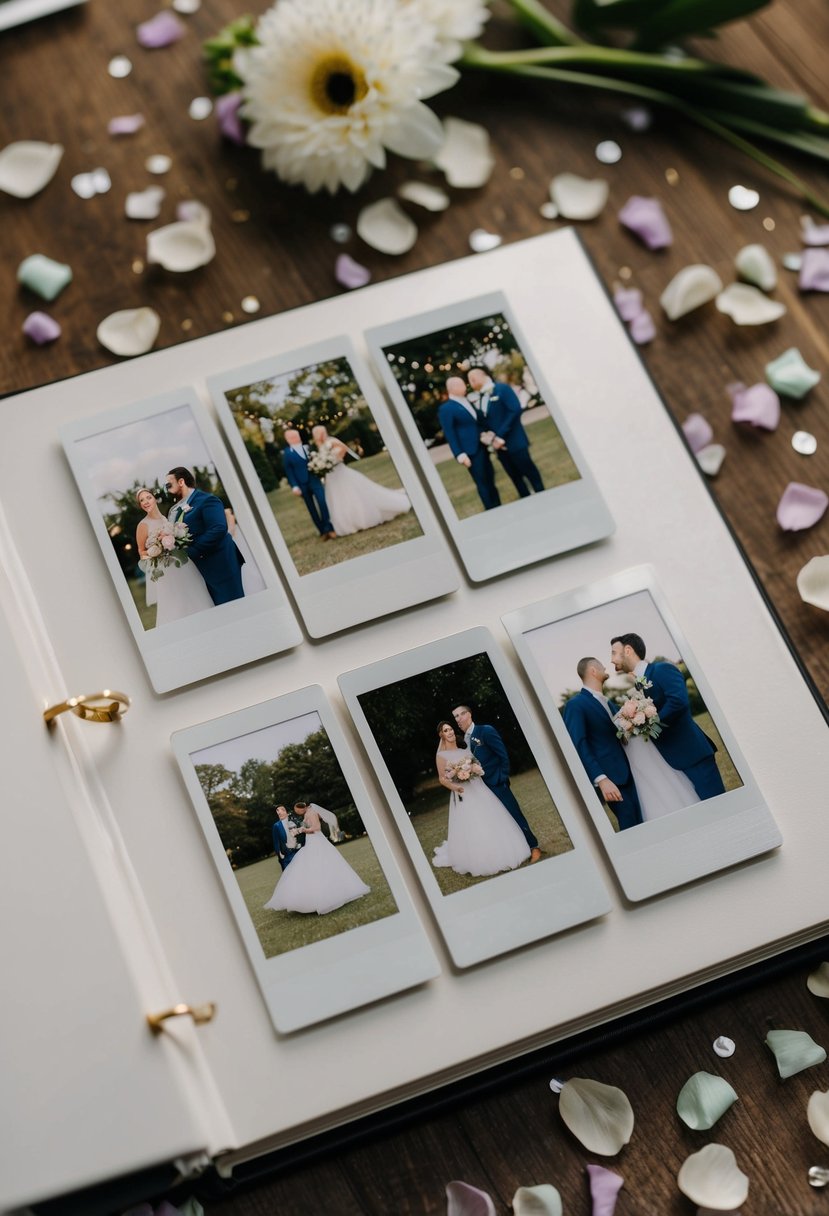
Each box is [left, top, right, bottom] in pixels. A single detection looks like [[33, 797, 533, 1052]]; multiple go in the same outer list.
[[624, 735, 698, 821], [432, 721, 530, 876], [310, 425, 411, 537], [263, 805, 370, 915], [135, 488, 213, 626]]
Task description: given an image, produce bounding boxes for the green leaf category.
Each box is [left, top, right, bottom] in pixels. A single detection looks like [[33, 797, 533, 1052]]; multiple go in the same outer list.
[[633, 0, 773, 49]]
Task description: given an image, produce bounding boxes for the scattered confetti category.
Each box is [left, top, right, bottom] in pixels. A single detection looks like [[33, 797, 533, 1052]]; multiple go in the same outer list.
[[677, 1144, 749, 1210], [618, 266, 632, 280], [17, 253, 72, 301], [586, 1165, 624, 1216], [97, 306, 161, 356], [71, 168, 111, 199], [108, 55, 133, 78], [766, 1027, 828, 1074], [445, 1181, 496, 1216], [513, 1184, 562, 1216], [728, 184, 760, 210], [137, 10, 185, 48], [696, 443, 726, 476], [329, 223, 351, 243], [734, 243, 777, 291], [335, 253, 371, 289], [146, 154, 173, 175], [762, 216, 776, 231], [660, 264, 722, 320], [713, 1036, 736, 1057], [108, 113, 145, 136], [173, 0, 201, 10], [550, 173, 609, 220], [799, 248, 829, 291], [809, 1166, 829, 1188], [241, 295, 260, 314], [728, 381, 780, 431], [766, 348, 820, 399], [222, 310, 234, 322], [539, 201, 559, 219], [782, 252, 802, 271], [595, 140, 622, 164], [629, 310, 655, 344], [132, 259, 144, 273], [559, 1078, 634, 1156], [469, 228, 502, 253], [621, 106, 652, 131], [676, 1072, 738, 1130], [146, 219, 216, 271], [509, 166, 525, 180], [682, 413, 713, 454], [0, 140, 63, 198], [665, 167, 679, 185], [548, 1078, 564, 1093], [434, 117, 495, 188], [618, 195, 672, 249], [356, 198, 417, 255], [716, 282, 785, 325], [231, 209, 251, 223], [125, 186, 165, 220], [215, 92, 246, 145], [22, 311, 61, 345], [189, 97, 213, 121], [397, 180, 451, 211], [181, 318, 193, 330], [801, 215, 829, 246], [799, 560, 829, 610]]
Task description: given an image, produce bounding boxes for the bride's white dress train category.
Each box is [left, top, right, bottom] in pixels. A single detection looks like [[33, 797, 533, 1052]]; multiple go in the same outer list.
[[264, 831, 370, 915], [323, 459, 411, 537], [432, 748, 530, 876], [625, 735, 698, 821], [142, 519, 213, 625]]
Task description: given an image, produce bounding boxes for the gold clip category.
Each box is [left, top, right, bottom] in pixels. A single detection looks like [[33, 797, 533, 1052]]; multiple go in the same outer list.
[[44, 690, 131, 725], [147, 1002, 217, 1035]]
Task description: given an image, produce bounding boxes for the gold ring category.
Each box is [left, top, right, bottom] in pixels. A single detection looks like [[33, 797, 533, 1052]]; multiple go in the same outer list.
[[147, 1002, 217, 1034], [43, 690, 131, 725]]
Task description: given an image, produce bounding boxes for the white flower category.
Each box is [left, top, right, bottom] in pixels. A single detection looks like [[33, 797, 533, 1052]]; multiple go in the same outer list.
[[236, 0, 459, 194], [400, 0, 490, 62]]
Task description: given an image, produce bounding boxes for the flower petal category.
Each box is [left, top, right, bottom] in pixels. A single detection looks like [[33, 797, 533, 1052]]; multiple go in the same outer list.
[[765, 347, 821, 399], [136, 10, 185, 47], [735, 242, 777, 291], [728, 381, 780, 431], [765, 1027, 827, 1075], [550, 173, 609, 221], [559, 1078, 634, 1156], [335, 252, 371, 289], [0, 140, 63, 198], [682, 413, 713, 454], [660, 264, 722, 320], [618, 195, 672, 249], [445, 1181, 496, 1216], [808, 1090, 829, 1147], [807, 962, 829, 996], [676, 1072, 738, 1130], [215, 92, 246, 145], [677, 1144, 748, 1210], [613, 287, 643, 322], [434, 117, 494, 188], [629, 310, 655, 344], [176, 200, 211, 226], [125, 186, 166, 220], [146, 220, 215, 270], [17, 253, 72, 301], [801, 215, 829, 246], [384, 101, 446, 161], [108, 114, 145, 136], [716, 282, 785, 325], [356, 198, 417, 255], [586, 1164, 624, 1216], [798, 558, 829, 611], [696, 444, 726, 477], [96, 307, 161, 356], [398, 180, 450, 211], [512, 1185, 562, 1216], [22, 311, 61, 345], [799, 248, 829, 291]]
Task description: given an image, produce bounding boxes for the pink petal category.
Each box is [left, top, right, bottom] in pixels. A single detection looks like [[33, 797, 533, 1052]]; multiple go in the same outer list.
[[136, 10, 185, 48], [108, 113, 145, 136], [22, 310, 61, 344], [777, 482, 829, 531], [799, 248, 829, 292], [801, 216, 829, 246], [682, 412, 713, 453], [587, 1164, 624, 1216], [629, 309, 655, 344], [728, 381, 780, 431], [215, 92, 246, 146], [613, 287, 643, 322], [446, 1181, 496, 1216], [618, 195, 673, 250], [335, 253, 371, 290]]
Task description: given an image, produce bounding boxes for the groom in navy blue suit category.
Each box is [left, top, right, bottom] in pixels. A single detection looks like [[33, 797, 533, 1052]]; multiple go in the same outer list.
[[166, 467, 245, 605], [467, 368, 544, 499], [438, 376, 500, 511], [282, 427, 335, 540], [562, 657, 643, 830], [271, 806, 296, 871], [610, 633, 725, 801]]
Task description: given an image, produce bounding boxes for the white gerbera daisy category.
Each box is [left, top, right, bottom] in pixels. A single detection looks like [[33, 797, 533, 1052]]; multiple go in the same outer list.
[[236, 0, 459, 194], [401, 0, 490, 62]]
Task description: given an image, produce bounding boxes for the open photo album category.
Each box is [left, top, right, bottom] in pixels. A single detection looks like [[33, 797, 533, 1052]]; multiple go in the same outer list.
[[2, 228, 828, 1214]]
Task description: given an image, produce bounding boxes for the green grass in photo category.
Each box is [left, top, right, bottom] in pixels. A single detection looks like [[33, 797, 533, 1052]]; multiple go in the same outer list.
[[266, 451, 423, 576], [436, 415, 580, 521], [235, 835, 398, 958], [404, 768, 573, 897]]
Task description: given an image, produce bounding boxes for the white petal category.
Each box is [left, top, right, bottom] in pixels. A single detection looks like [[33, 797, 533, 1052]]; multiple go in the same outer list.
[[146, 220, 216, 271], [384, 101, 445, 161], [125, 186, 166, 220], [0, 140, 63, 198], [176, 199, 211, 227], [397, 180, 450, 211], [716, 282, 786, 325], [660, 264, 723, 320], [677, 1144, 749, 1210], [559, 1077, 634, 1156], [96, 307, 161, 357], [696, 443, 726, 477], [356, 198, 417, 255], [735, 243, 777, 290], [797, 558, 829, 612], [512, 1184, 562, 1216], [550, 173, 609, 221], [434, 117, 494, 188], [808, 962, 829, 996], [808, 1090, 829, 1147]]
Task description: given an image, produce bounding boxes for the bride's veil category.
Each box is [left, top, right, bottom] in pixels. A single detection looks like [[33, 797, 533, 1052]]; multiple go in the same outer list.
[[309, 803, 344, 842]]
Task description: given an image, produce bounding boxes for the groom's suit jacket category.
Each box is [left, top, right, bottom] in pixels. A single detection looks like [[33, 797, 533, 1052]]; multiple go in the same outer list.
[[283, 445, 318, 490], [272, 819, 295, 870], [176, 488, 244, 605], [644, 661, 724, 800], [562, 689, 643, 829], [438, 397, 483, 460], [482, 383, 531, 451]]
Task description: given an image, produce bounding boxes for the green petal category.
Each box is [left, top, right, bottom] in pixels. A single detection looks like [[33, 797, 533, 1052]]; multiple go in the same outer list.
[[765, 1029, 827, 1078], [765, 348, 821, 399], [676, 1072, 738, 1130], [559, 1077, 634, 1156]]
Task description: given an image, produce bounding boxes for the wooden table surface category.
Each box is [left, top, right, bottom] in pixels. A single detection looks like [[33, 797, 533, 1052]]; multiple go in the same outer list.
[[4, 1, 829, 1212]]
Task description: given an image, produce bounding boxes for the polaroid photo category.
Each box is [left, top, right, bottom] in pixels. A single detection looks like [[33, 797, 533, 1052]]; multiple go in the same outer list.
[[339, 627, 610, 968], [503, 568, 782, 901], [60, 387, 301, 693], [365, 292, 614, 581], [208, 337, 459, 637], [172, 685, 439, 1033]]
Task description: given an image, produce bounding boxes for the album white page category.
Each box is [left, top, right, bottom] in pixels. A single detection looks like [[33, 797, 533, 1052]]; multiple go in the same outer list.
[[2, 228, 828, 1167]]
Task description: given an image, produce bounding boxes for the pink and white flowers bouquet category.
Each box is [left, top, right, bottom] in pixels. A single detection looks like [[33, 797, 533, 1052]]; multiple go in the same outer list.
[[142, 521, 192, 581], [306, 441, 339, 480], [444, 756, 485, 789], [613, 678, 662, 743]]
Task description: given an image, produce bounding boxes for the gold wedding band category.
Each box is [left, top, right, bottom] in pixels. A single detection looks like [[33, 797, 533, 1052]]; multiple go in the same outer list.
[[43, 690, 131, 725], [147, 1002, 217, 1034]]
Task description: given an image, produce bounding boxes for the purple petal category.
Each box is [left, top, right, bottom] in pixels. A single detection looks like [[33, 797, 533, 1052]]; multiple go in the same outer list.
[[728, 381, 780, 431], [682, 412, 713, 454], [613, 287, 643, 322], [799, 248, 829, 292], [777, 482, 829, 531], [22, 310, 61, 344], [629, 309, 655, 344], [335, 253, 371, 290], [801, 215, 829, 246], [446, 1181, 496, 1216], [108, 113, 145, 136], [587, 1164, 624, 1216], [215, 92, 246, 145], [618, 195, 673, 250], [136, 10, 185, 48]]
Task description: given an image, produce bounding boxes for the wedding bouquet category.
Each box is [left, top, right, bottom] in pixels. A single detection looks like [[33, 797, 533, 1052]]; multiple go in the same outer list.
[[142, 521, 192, 582], [306, 442, 338, 480], [613, 678, 662, 743], [444, 756, 485, 783]]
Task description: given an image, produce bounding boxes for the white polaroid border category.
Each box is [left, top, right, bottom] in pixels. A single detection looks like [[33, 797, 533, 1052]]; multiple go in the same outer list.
[[338, 626, 610, 968], [365, 291, 614, 582], [171, 685, 440, 1033], [60, 387, 302, 693], [208, 337, 459, 637], [503, 566, 782, 901]]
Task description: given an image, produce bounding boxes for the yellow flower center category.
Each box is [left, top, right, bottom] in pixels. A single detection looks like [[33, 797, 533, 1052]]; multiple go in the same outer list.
[[309, 53, 368, 115]]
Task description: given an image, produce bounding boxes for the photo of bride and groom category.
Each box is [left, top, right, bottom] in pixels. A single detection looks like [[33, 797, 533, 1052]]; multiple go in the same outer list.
[[221, 355, 423, 577]]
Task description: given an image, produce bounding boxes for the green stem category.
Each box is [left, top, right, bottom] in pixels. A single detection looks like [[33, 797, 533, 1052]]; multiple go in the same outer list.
[[499, 0, 583, 46]]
